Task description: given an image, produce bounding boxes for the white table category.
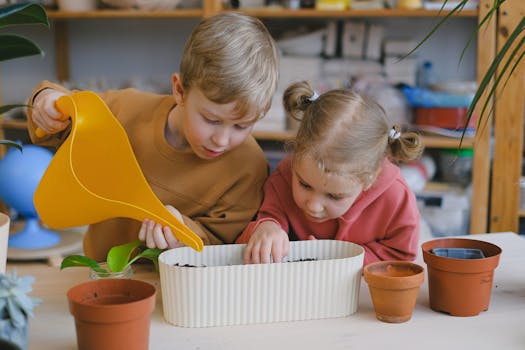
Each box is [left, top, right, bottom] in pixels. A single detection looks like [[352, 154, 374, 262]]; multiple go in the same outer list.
[[9, 232, 525, 350]]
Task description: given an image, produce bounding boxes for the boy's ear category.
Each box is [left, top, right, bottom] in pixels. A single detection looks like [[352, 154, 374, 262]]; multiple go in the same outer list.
[[172, 73, 185, 105]]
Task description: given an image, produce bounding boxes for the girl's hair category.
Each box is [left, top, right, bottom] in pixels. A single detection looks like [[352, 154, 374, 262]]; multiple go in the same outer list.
[[284, 81, 424, 188], [180, 13, 279, 120]]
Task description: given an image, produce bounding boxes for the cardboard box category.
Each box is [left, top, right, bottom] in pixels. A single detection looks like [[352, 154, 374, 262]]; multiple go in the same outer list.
[[159, 240, 364, 327]]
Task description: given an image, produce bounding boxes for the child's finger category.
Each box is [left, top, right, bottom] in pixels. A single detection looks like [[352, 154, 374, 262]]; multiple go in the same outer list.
[[138, 219, 148, 241], [145, 220, 156, 248], [260, 241, 272, 263], [153, 223, 168, 249], [163, 226, 181, 248]]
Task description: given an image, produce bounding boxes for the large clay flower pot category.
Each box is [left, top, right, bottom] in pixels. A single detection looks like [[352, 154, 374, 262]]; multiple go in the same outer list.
[[67, 278, 156, 350], [421, 238, 502, 317], [363, 260, 425, 323]]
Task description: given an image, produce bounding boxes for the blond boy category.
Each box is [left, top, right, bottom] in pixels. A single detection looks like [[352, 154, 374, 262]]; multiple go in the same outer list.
[[28, 13, 279, 261]]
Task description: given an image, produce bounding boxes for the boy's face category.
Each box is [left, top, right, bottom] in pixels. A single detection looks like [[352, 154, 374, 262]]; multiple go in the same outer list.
[[291, 157, 363, 223], [172, 75, 257, 160]]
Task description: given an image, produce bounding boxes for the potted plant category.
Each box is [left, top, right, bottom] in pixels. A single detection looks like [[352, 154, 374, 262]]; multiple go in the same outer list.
[[0, 271, 41, 350], [62, 240, 160, 350], [60, 239, 162, 279]]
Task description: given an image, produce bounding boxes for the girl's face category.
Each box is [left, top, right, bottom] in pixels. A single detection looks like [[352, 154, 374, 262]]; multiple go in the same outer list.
[[292, 157, 364, 223], [171, 75, 256, 160]]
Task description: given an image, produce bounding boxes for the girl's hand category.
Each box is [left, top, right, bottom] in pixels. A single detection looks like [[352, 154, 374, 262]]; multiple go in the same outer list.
[[138, 205, 186, 250], [32, 89, 70, 135], [244, 220, 289, 264]]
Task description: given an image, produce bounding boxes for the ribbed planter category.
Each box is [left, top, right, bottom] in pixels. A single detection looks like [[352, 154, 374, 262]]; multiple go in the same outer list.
[[421, 238, 502, 317], [67, 279, 156, 350], [363, 261, 425, 323]]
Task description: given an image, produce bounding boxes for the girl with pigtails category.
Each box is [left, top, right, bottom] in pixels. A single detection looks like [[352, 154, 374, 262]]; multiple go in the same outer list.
[[237, 81, 424, 266]]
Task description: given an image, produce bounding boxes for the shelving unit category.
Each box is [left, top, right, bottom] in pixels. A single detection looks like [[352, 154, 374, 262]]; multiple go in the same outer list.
[[1, 1, 510, 234]]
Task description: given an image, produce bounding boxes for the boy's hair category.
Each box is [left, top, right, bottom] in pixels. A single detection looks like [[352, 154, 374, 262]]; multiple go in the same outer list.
[[284, 81, 424, 187], [180, 13, 279, 120]]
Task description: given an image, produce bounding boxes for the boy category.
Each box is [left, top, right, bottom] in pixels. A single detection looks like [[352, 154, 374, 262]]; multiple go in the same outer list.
[[28, 13, 279, 261]]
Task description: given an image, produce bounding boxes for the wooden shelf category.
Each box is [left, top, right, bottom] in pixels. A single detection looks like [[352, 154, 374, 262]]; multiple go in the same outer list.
[[47, 9, 204, 19], [0, 120, 474, 149], [46, 8, 477, 19]]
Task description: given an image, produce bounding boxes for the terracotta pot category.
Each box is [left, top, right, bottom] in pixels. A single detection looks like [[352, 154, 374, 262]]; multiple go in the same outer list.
[[67, 279, 156, 350], [421, 238, 502, 317], [363, 261, 425, 323]]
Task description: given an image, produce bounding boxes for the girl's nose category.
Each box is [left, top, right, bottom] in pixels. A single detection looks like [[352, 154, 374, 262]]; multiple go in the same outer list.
[[306, 196, 324, 214]]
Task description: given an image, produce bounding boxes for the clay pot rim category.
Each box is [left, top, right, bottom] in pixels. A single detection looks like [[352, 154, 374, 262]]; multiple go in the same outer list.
[[67, 278, 156, 308], [363, 261, 425, 289], [421, 238, 502, 273]]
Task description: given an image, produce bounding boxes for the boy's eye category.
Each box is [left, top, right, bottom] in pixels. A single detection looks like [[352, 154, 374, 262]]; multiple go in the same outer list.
[[234, 123, 251, 130], [203, 116, 220, 125]]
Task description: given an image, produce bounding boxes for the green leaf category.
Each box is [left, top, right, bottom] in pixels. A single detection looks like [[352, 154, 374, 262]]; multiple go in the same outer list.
[[106, 239, 143, 272], [0, 140, 22, 151], [0, 3, 49, 28], [0, 34, 42, 61], [128, 248, 163, 272], [60, 255, 106, 274]]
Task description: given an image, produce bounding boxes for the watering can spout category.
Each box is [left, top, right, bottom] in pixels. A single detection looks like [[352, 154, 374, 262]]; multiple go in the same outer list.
[[34, 91, 204, 252]]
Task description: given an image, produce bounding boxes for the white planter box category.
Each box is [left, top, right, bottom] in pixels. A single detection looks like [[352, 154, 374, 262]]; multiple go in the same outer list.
[[159, 240, 364, 327]]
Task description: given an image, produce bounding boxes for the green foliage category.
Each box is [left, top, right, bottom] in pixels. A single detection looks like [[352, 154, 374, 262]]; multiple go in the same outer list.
[[0, 2, 49, 152], [0, 271, 41, 328], [407, 0, 524, 143], [60, 240, 163, 274]]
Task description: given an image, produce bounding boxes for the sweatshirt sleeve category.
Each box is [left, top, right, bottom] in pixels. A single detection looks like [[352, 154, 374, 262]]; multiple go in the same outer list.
[[235, 167, 291, 243], [361, 189, 420, 266], [27, 80, 73, 147]]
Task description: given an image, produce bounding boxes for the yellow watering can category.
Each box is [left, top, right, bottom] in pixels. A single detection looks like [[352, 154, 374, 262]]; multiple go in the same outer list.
[[34, 91, 204, 252]]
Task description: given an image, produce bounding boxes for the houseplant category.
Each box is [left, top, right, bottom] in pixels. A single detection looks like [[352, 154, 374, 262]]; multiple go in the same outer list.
[[0, 271, 41, 350], [60, 239, 162, 279], [407, 0, 524, 140]]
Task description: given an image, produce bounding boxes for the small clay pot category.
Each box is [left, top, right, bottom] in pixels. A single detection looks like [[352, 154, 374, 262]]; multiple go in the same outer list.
[[67, 278, 156, 350], [363, 261, 425, 323], [421, 238, 502, 317]]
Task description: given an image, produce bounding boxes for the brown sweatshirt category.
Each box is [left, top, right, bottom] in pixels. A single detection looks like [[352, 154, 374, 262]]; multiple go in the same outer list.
[[28, 81, 268, 261]]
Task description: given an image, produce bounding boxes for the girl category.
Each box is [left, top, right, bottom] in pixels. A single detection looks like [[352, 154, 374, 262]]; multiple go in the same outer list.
[[236, 81, 424, 266]]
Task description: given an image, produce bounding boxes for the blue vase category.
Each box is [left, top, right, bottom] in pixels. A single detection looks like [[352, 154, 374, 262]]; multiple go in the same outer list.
[[0, 145, 60, 249]]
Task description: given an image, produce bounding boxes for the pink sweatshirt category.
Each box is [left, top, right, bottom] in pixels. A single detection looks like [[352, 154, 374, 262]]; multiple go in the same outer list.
[[237, 156, 420, 266]]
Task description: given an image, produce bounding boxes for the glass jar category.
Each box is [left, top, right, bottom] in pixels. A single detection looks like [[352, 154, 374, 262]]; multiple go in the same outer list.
[[89, 263, 133, 280]]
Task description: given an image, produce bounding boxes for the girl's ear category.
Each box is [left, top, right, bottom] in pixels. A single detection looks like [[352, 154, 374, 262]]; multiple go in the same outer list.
[[172, 73, 185, 105]]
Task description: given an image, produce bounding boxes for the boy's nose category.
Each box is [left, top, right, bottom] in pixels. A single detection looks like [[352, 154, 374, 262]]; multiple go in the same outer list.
[[212, 128, 229, 147]]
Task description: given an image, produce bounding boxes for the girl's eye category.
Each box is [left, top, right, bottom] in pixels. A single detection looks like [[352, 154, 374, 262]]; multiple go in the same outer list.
[[299, 181, 311, 190], [327, 194, 344, 201]]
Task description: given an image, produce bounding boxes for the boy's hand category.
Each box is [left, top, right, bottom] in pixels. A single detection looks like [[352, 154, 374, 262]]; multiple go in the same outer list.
[[138, 205, 186, 250], [32, 89, 70, 135], [244, 220, 289, 264]]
